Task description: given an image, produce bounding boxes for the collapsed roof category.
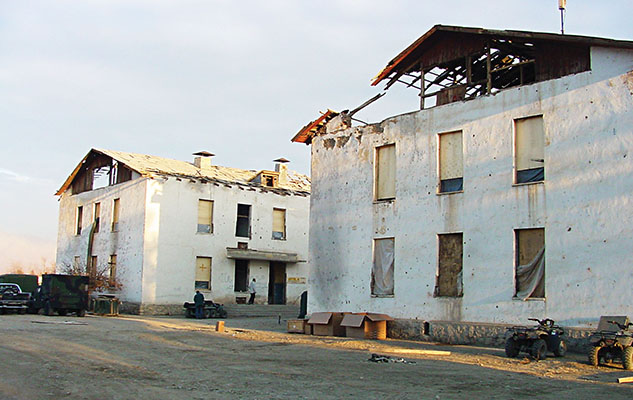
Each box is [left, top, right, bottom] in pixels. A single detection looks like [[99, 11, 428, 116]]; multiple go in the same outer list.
[[56, 149, 311, 196]]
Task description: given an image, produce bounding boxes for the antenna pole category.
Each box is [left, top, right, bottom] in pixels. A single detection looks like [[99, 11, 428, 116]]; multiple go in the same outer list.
[[558, 0, 566, 34]]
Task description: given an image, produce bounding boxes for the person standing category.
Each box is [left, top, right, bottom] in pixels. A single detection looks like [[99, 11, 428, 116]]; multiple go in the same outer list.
[[194, 290, 205, 319], [248, 278, 256, 304]]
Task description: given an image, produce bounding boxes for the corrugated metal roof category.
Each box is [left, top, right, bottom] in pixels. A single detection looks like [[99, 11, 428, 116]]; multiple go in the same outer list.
[[56, 149, 310, 195], [372, 24, 633, 87]]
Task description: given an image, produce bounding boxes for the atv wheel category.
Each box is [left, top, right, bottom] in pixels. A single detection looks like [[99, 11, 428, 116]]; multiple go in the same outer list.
[[531, 339, 548, 360], [623, 347, 633, 370], [588, 345, 602, 366], [505, 337, 520, 358], [219, 309, 227, 318], [553, 339, 567, 357]]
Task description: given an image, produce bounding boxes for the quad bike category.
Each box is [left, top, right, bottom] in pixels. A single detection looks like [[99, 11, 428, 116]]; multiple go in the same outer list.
[[588, 316, 633, 370], [183, 300, 228, 319], [505, 318, 566, 360]]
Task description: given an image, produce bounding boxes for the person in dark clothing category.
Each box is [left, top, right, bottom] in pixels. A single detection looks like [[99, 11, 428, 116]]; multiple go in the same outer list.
[[194, 290, 205, 319]]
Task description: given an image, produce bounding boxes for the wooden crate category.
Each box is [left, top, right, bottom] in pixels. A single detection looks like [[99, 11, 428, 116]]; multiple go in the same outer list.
[[287, 319, 307, 334]]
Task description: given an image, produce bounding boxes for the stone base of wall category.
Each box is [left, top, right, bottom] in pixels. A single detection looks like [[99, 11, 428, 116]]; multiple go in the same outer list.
[[118, 302, 185, 316], [388, 319, 594, 353]]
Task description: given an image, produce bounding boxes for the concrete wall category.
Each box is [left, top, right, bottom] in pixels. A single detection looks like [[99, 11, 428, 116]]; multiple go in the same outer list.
[[308, 46, 633, 327], [142, 178, 310, 308], [56, 178, 148, 304]]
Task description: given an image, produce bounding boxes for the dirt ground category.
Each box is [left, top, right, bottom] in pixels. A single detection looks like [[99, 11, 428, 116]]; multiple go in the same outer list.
[[1, 314, 632, 399]]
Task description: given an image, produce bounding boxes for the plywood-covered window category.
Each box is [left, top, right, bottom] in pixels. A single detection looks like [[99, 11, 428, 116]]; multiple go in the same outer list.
[[272, 208, 286, 240], [515, 228, 545, 299], [73, 256, 81, 270], [438, 131, 463, 193], [436, 233, 463, 297], [375, 144, 396, 200], [76, 206, 83, 235], [93, 202, 101, 233], [236, 204, 251, 238], [195, 256, 211, 290], [515, 116, 545, 184], [111, 198, 120, 232], [108, 254, 117, 287], [89, 255, 98, 283], [372, 238, 394, 296], [197, 199, 214, 234]]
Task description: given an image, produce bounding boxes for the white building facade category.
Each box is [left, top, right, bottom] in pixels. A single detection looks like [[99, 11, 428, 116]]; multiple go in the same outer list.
[[56, 149, 310, 314], [296, 26, 633, 327]]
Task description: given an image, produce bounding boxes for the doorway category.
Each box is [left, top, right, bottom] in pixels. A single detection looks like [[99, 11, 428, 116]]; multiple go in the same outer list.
[[268, 262, 286, 304]]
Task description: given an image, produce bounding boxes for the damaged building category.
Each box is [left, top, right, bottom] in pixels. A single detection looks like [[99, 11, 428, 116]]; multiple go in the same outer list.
[[293, 25, 633, 327], [55, 149, 310, 314]]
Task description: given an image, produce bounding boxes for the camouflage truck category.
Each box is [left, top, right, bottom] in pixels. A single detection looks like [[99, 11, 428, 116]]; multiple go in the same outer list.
[[31, 274, 90, 317]]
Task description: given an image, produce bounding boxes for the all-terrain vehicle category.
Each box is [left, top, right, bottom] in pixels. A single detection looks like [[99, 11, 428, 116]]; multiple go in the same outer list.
[[183, 299, 227, 319], [505, 318, 567, 360], [588, 315, 633, 370]]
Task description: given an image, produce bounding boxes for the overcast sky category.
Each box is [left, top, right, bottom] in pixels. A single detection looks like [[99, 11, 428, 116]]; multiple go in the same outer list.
[[1, 0, 632, 273]]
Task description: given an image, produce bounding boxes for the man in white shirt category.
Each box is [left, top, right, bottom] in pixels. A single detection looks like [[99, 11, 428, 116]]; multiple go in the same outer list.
[[248, 278, 256, 304]]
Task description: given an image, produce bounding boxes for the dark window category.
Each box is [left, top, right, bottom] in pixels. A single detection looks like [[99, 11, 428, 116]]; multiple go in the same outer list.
[[236, 204, 251, 238], [234, 260, 249, 291], [76, 206, 83, 235]]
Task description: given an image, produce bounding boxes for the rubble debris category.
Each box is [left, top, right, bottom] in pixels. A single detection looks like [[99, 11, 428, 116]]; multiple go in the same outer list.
[[368, 353, 416, 364]]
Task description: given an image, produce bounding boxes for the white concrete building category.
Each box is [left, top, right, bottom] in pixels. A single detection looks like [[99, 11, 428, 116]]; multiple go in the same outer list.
[[294, 26, 633, 327], [55, 149, 310, 314]]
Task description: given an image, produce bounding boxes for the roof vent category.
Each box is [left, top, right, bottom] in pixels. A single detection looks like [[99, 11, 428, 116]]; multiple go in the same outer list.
[[193, 151, 214, 169]]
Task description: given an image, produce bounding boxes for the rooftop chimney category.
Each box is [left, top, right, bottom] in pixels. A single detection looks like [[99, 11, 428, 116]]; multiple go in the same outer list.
[[193, 151, 214, 169], [274, 158, 289, 185]]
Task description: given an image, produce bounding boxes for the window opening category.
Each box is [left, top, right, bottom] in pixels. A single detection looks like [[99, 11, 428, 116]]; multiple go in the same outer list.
[[515, 228, 545, 299], [93, 202, 101, 233], [76, 206, 83, 235], [435, 233, 464, 297], [197, 199, 214, 233], [195, 257, 212, 290], [108, 254, 117, 288], [112, 198, 120, 232], [375, 144, 396, 200], [272, 208, 286, 240], [372, 238, 395, 296], [234, 260, 249, 292], [236, 204, 251, 238], [515, 116, 545, 184], [439, 131, 463, 193]]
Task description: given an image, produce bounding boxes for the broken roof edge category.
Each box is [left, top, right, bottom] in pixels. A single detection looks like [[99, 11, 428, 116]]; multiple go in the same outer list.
[[371, 24, 633, 87], [291, 109, 339, 144]]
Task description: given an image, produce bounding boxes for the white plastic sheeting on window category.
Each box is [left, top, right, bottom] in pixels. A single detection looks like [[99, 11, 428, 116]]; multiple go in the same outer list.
[[375, 144, 396, 200], [439, 131, 463, 180], [515, 116, 545, 172], [372, 238, 394, 296], [197, 199, 214, 233], [516, 247, 545, 300]]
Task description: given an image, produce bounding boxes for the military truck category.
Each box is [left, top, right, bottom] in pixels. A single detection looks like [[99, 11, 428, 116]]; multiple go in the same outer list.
[[31, 274, 90, 317], [0, 274, 38, 295]]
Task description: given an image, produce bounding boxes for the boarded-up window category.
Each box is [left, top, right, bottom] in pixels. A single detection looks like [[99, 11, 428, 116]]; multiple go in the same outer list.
[[515, 116, 545, 183], [375, 144, 396, 200], [234, 260, 248, 292], [108, 254, 117, 287], [112, 198, 120, 232], [195, 256, 211, 290], [372, 238, 394, 296], [93, 202, 101, 233], [515, 228, 545, 299], [436, 233, 463, 297], [74, 256, 81, 270], [197, 199, 214, 233], [76, 206, 83, 235], [272, 208, 286, 240], [236, 204, 251, 238], [439, 131, 463, 193]]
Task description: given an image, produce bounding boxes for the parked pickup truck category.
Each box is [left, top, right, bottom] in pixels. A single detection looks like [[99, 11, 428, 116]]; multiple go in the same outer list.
[[0, 283, 30, 314]]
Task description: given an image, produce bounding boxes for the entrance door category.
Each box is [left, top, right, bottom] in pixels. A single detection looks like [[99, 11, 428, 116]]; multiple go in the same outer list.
[[268, 262, 286, 304]]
